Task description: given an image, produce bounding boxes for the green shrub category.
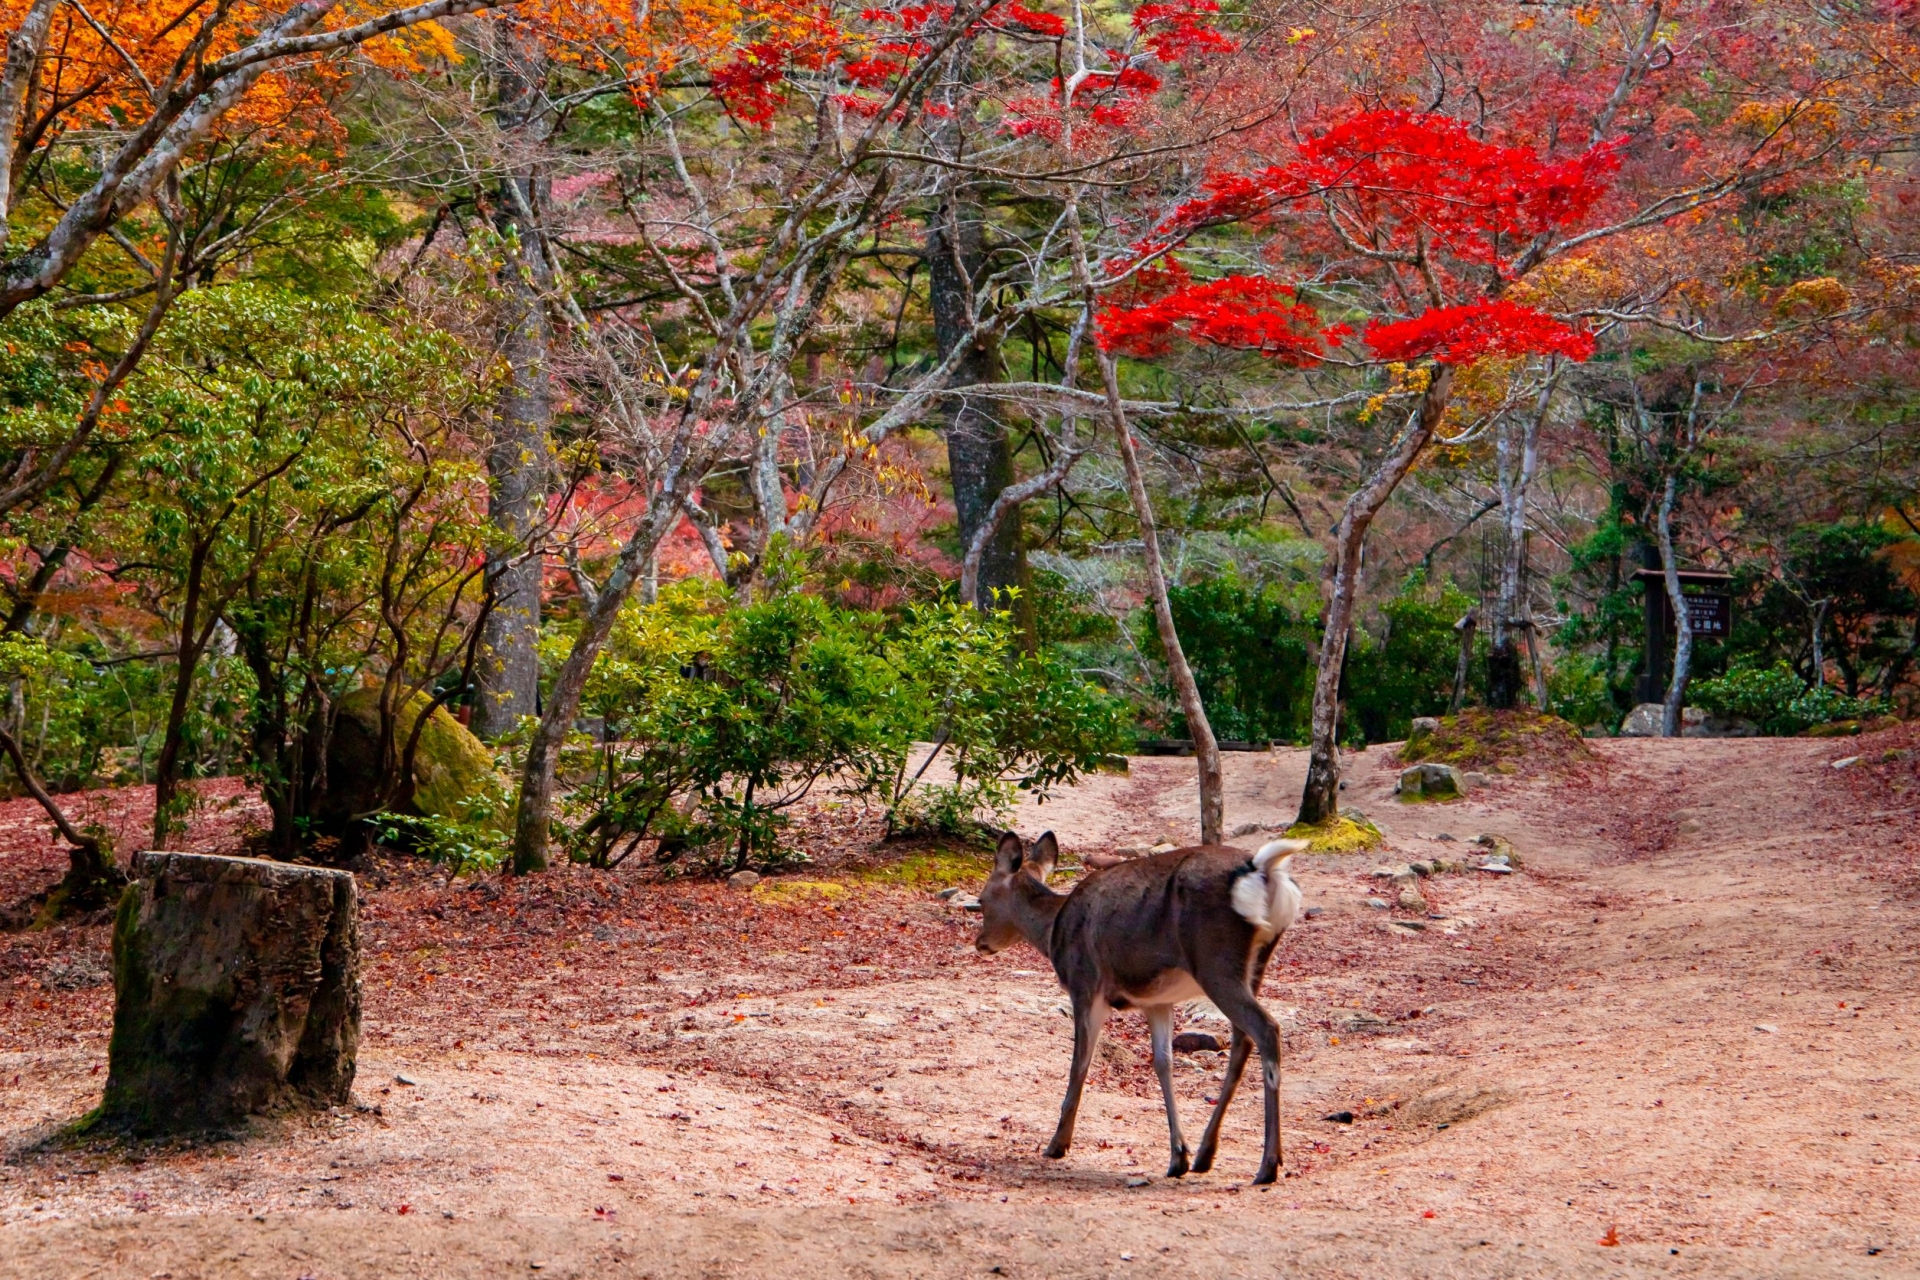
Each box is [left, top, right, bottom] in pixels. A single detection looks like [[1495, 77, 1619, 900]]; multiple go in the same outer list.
[[1691, 662, 1890, 735], [566, 584, 903, 873], [1140, 575, 1314, 742], [1345, 576, 1479, 744], [879, 600, 1127, 836], [1546, 656, 1614, 730], [563, 586, 1125, 870]]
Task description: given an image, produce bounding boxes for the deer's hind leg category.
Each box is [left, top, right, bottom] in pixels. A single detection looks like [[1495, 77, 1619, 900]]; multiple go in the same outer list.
[[1045, 994, 1109, 1159], [1190, 1023, 1250, 1174], [1195, 952, 1284, 1184]]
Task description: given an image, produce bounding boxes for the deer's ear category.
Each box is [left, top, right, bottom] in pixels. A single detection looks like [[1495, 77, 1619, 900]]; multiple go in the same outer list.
[[1025, 831, 1060, 882], [994, 830, 1025, 875]]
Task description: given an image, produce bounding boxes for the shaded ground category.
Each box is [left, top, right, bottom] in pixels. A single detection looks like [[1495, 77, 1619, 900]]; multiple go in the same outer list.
[[2, 734, 1918, 1277]]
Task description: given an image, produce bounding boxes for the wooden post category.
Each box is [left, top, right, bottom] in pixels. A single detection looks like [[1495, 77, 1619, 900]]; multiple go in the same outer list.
[[1450, 608, 1479, 714]]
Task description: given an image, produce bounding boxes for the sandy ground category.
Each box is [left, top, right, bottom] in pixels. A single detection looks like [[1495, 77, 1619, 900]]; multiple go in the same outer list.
[[2, 736, 1919, 1277]]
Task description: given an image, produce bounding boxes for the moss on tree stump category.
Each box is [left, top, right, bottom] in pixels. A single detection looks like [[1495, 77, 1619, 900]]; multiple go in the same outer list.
[[99, 852, 360, 1135]]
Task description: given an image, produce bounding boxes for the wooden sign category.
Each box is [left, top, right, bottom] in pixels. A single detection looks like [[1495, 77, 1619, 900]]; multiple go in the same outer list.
[[1658, 591, 1732, 637]]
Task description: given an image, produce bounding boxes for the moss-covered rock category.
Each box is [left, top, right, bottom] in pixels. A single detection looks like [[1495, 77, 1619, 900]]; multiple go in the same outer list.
[[314, 688, 501, 834], [1397, 708, 1591, 776], [1397, 762, 1467, 802]]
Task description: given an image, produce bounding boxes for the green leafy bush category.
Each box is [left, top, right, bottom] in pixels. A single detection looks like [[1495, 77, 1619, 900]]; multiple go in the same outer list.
[[1691, 662, 1890, 735], [567, 584, 903, 872], [1546, 656, 1614, 730], [1141, 576, 1314, 742], [1345, 576, 1479, 744], [370, 781, 514, 875], [878, 601, 1127, 836], [564, 586, 1125, 870]]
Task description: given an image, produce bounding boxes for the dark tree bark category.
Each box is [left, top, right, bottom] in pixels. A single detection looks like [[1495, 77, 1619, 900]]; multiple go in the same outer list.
[[101, 852, 359, 1135], [473, 24, 552, 739], [927, 198, 1033, 639], [1298, 366, 1456, 826]]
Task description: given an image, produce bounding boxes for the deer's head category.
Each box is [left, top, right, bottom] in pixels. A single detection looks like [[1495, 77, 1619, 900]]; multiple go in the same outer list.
[[975, 829, 1059, 954]]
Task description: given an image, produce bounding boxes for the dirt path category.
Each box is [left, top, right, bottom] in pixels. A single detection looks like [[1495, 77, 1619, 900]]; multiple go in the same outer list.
[[3, 738, 1918, 1277]]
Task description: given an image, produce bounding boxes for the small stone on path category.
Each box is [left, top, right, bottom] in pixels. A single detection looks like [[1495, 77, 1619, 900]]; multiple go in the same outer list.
[[729, 870, 761, 889]]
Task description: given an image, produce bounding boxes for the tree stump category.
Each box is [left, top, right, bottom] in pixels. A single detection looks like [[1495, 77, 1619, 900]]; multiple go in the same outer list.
[[100, 852, 361, 1135]]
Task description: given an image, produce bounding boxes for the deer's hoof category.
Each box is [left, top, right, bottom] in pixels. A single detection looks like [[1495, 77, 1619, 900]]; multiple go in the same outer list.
[[1190, 1147, 1216, 1175], [1166, 1150, 1191, 1179], [1250, 1163, 1279, 1186], [1043, 1141, 1069, 1160]]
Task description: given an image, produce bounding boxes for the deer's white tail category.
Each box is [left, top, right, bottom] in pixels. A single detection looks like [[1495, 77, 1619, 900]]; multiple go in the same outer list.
[[1231, 839, 1308, 939]]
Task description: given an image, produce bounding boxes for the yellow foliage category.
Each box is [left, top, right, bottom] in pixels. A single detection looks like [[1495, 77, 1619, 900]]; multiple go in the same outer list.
[[1508, 256, 1632, 312], [1774, 277, 1851, 317], [1358, 362, 1431, 425]]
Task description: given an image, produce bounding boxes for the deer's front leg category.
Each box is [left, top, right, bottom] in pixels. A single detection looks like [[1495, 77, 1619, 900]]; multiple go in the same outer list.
[[1146, 1006, 1190, 1177], [1190, 1025, 1250, 1174], [1045, 995, 1108, 1159]]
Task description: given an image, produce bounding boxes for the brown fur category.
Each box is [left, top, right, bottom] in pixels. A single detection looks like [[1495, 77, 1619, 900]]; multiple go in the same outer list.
[[975, 831, 1298, 1183]]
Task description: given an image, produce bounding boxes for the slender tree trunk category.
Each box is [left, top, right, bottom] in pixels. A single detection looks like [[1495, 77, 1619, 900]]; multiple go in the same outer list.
[[1810, 597, 1828, 688], [152, 544, 210, 847], [0, 724, 121, 911], [1094, 345, 1222, 844], [512, 507, 674, 872], [928, 198, 1033, 640], [1657, 474, 1692, 737], [1450, 607, 1478, 714], [473, 23, 552, 739], [1298, 366, 1456, 825], [236, 621, 295, 856], [1489, 374, 1550, 709]]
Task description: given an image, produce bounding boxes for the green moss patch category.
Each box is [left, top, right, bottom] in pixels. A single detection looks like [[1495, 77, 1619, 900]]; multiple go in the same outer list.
[[1400, 709, 1591, 776], [750, 879, 851, 906], [334, 687, 502, 823], [847, 847, 992, 890], [1284, 813, 1385, 854]]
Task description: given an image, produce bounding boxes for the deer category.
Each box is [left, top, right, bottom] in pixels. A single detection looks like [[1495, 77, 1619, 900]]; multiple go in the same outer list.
[[975, 829, 1307, 1184]]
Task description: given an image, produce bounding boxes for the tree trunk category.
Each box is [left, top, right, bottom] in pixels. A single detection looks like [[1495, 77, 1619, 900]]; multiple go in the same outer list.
[[1810, 597, 1828, 688], [1094, 346, 1222, 844], [1657, 474, 1692, 737], [1298, 366, 1456, 825], [472, 25, 552, 740], [0, 724, 121, 917], [927, 199, 1033, 640], [152, 543, 210, 848], [1488, 376, 1549, 709], [511, 507, 673, 872], [1450, 607, 1478, 714], [235, 619, 297, 857]]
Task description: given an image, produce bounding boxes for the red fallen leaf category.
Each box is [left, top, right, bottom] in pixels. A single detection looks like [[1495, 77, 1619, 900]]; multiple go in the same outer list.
[[1599, 1226, 1620, 1247], [397, 1204, 412, 1215], [608, 1174, 624, 1182], [1422, 1210, 1436, 1219], [594, 1206, 616, 1219]]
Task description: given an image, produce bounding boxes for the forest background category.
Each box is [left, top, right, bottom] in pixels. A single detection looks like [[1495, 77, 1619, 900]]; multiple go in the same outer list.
[[0, 0, 1917, 902]]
